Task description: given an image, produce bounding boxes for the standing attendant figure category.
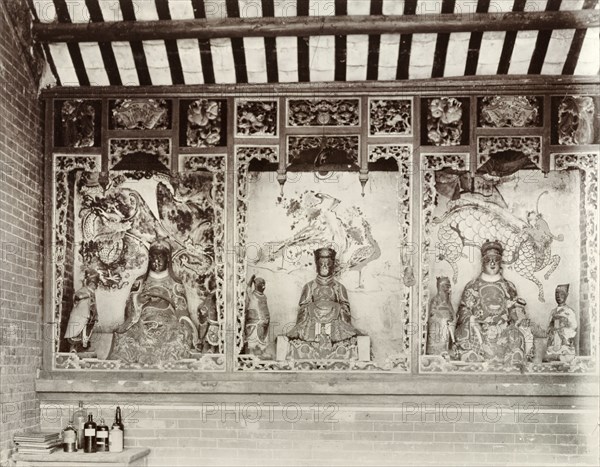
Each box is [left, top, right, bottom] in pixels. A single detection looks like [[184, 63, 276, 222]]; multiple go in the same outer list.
[[426, 276, 455, 355], [546, 284, 578, 361], [65, 269, 100, 352]]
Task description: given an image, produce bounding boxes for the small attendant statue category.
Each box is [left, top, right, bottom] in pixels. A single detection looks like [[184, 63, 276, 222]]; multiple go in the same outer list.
[[244, 275, 271, 356], [65, 269, 100, 352], [546, 284, 578, 361], [426, 276, 455, 355]]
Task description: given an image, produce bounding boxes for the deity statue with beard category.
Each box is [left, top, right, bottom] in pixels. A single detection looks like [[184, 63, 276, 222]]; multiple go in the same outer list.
[[286, 248, 362, 358], [108, 240, 197, 364], [452, 240, 532, 364]]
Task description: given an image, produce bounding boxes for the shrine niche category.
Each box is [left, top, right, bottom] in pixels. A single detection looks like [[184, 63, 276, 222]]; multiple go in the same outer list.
[[52, 151, 226, 371], [419, 152, 598, 373], [234, 144, 412, 372]]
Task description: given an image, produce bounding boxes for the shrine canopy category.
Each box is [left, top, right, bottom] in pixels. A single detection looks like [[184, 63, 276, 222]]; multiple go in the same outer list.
[[31, 0, 600, 87]]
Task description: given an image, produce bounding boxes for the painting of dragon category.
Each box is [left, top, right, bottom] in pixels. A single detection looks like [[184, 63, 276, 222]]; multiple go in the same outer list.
[[433, 191, 563, 302]]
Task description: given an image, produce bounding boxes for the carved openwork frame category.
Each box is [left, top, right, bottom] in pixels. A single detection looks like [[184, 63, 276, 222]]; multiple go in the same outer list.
[[51, 152, 227, 371], [477, 136, 543, 170], [419, 152, 599, 374]]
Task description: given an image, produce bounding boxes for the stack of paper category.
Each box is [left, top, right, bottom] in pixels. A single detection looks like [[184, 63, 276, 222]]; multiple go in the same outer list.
[[14, 431, 62, 454]]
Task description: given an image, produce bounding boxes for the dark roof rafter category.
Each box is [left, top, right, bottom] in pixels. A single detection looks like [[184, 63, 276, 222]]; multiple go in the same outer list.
[[33, 10, 600, 43]]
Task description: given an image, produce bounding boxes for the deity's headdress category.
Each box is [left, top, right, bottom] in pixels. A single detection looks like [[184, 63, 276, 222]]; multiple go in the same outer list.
[[84, 269, 100, 283], [556, 284, 570, 293], [481, 240, 503, 257], [314, 247, 336, 261], [436, 276, 450, 285], [149, 239, 172, 257]]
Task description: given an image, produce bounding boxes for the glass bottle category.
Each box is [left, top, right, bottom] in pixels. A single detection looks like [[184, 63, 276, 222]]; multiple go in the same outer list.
[[62, 418, 77, 452], [96, 418, 109, 452], [83, 414, 97, 453], [109, 423, 123, 453], [114, 406, 125, 436], [72, 401, 86, 449]]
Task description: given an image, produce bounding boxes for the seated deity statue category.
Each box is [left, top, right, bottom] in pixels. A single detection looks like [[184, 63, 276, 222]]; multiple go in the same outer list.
[[287, 248, 360, 343], [64, 269, 100, 353], [546, 284, 578, 361], [108, 240, 197, 364], [452, 240, 533, 364], [244, 275, 271, 357], [280, 247, 369, 361]]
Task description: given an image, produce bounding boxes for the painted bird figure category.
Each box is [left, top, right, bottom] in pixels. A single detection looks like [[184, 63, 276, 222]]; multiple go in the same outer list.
[[343, 219, 381, 288]]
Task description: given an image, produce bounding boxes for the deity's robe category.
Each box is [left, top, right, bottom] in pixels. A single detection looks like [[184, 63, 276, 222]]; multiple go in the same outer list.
[[453, 275, 527, 362], [426, 293, 455, 355], [109, 270, 195, 364], [287, 275, 359, 343], [245, 289, 270, 352]]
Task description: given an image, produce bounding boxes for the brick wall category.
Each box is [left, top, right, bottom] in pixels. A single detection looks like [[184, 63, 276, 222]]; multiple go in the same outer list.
[[0, 1, 45, 465], [39, 401, 598, 466]]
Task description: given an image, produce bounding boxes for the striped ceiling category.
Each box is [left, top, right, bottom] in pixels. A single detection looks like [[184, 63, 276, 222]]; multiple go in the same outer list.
[[32, 0, 600, 87]]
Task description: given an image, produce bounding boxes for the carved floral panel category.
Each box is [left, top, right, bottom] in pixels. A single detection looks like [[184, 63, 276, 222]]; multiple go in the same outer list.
[[235, 99, 278, 136], [478, 96, 542, 128], [109, 99, 171, 130], [287, 99, 360, 127], [421, 97, 469, 146], [55, 100, 100, 147], [369, 98, 412, 136], [552, 96, 599, 145], [181, 99, 227, 147]]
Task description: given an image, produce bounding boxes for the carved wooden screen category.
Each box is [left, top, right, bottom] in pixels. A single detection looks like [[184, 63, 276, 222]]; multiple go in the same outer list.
[[46, 89, 599, 378]]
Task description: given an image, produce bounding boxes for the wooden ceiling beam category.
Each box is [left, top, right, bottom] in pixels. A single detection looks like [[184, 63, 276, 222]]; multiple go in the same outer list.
[[33, 11, 599, 43]]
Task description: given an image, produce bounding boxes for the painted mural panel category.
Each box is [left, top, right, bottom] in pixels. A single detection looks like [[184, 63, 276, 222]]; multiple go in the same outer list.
[[420, 153, 598, 373], [236, 162, 411, 372], [53, 153, 225, 371]]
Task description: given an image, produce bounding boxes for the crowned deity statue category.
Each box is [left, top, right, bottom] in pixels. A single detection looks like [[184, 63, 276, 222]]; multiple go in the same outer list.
[[546, 284, 578, 361], [108, 240, 197, 364], [426, 276, 456, 355], [452, 240, 532, 364], [287, 248, 360, 345]]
